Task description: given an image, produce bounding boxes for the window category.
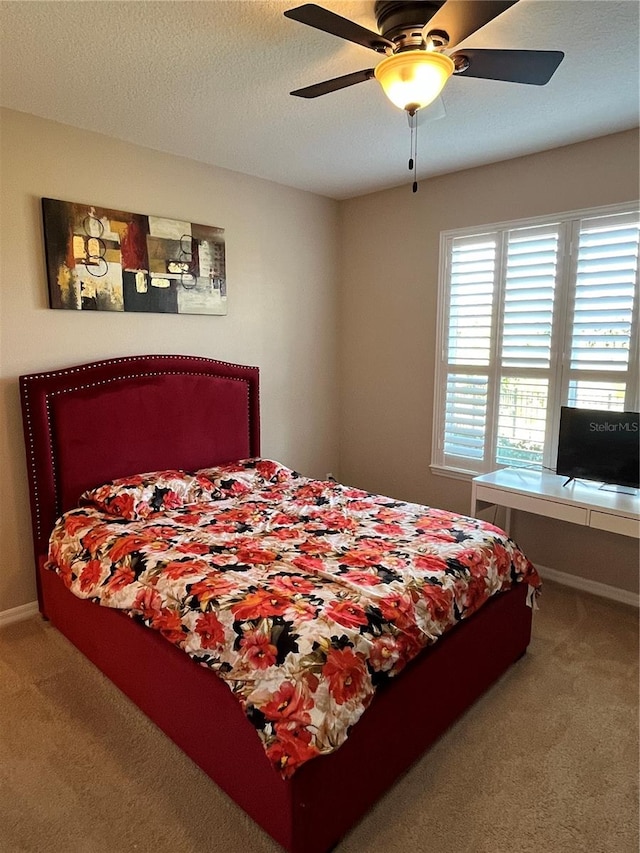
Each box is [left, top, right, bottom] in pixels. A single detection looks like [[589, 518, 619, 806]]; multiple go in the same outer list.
[[432, 203, 640, 477]]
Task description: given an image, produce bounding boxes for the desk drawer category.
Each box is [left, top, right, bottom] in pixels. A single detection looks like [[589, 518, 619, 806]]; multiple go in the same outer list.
[[475, 485, 588, 525], [590, 511, 639, 538]]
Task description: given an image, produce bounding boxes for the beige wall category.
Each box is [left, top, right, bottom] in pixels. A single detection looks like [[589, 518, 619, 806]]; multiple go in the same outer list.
[[338, 129, 640, 595], [0, 108, 340, 612], [1, 111, 638, 614]]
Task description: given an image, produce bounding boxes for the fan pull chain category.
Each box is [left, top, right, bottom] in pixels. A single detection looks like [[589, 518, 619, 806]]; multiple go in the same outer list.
[[408, 110, 419, 193], [408, 117, 414, 172], [412, 116, 418, 193]]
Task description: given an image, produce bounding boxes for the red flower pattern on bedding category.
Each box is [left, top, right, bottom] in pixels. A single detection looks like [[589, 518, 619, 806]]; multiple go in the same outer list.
[[239, 629, 279, 669], [322, 647, 370, 705], [46, 459, 540, 778]]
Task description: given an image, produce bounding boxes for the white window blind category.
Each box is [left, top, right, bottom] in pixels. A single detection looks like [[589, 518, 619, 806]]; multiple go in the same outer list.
[[433, 204, 640, 476]]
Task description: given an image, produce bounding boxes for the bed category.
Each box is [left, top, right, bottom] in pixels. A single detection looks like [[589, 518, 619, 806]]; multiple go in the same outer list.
[[20, 354, 537, 853]]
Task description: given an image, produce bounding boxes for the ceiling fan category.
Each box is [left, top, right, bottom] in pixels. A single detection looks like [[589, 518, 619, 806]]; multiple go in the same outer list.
[[284, 1, 564, 112]]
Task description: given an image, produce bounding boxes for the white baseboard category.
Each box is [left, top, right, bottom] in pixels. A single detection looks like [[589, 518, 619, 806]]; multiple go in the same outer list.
[[536, 563, 639, 608], [0, 600, 39, 628]]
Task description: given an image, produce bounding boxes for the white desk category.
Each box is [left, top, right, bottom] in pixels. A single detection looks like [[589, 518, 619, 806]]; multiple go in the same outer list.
[[471, 469, 640, 539]]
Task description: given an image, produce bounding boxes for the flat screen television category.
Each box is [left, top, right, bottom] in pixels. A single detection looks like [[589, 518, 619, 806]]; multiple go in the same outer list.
[[556, 406, 640, 489]]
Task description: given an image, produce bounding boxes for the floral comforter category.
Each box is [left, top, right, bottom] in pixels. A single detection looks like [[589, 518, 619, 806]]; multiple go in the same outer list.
[[47, 459, 539, 777]]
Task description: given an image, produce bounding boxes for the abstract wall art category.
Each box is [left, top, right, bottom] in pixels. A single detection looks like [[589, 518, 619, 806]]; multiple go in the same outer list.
[[41, 198, 227, 315]]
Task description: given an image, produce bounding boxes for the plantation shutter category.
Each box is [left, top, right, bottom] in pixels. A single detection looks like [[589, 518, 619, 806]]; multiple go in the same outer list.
[[442, 233, 496, 470], [565, 210, 639, 411], [495, 224, 560, 468], [434, 203, 640, 477]]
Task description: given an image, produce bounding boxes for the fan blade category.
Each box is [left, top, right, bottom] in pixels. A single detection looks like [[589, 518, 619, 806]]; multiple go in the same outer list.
[[452, 49, 564, 85], [424, 1, 519, 48], [284, 4, 392, 53], [291, 69, 375, 98]]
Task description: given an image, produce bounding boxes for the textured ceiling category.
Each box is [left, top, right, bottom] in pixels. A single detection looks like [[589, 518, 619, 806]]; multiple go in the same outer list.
[[1, 0, 638, 199]]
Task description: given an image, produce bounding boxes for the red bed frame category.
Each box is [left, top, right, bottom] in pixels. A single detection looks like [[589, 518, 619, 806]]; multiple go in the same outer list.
[[20, 355, 533, 853]]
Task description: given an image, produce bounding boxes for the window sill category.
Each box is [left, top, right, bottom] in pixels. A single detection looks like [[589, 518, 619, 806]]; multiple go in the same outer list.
[[429, 464, 477, 483]]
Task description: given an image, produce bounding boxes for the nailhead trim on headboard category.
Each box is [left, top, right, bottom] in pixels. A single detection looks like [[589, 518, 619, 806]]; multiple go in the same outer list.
[[21, 382, 41, 539], [24, 353, 256, 380], [20, 355, 259, 548]]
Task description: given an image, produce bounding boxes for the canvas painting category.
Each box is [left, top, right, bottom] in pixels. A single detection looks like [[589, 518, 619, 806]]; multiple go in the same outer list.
[[42, 198, 227, 315]]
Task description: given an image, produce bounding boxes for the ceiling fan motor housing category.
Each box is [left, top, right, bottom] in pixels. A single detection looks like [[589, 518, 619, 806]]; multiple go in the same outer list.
[[374, 1, 448, 50], [286, 2, 564, 100]]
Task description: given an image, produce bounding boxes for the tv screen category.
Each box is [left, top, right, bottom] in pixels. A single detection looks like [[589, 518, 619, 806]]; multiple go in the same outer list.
[[556, 407, 640, 489]]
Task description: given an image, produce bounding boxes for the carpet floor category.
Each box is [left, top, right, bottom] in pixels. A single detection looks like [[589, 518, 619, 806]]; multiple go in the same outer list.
[[0, 580, 637, 853]]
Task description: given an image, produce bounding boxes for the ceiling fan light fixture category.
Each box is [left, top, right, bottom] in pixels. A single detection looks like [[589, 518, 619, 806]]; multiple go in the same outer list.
[[374, 50, 454, 111]]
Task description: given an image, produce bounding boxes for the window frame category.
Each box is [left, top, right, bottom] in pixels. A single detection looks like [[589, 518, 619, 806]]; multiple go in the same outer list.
[[431, 201, 640, 481]]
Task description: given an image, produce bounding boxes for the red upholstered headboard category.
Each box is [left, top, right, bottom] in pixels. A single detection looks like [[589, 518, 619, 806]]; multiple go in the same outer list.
[[20, 354, 260, 594]]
